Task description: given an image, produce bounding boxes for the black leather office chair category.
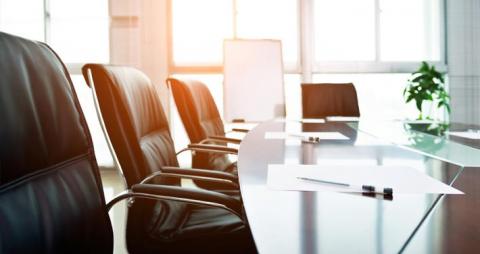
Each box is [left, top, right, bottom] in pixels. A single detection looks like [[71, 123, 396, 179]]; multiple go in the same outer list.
[[0, 32, 255, 254], [301, 83, 360, 118], [167, 78, 244, 174], [81, 64, 256, 253], [82, 64, 242, 192]]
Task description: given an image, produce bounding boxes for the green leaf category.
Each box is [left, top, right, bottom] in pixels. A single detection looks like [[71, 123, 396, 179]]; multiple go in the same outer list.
[[415, 98, 423, 111], [412, 75, 427, 83], [419, 61, 429, 72], [406, 94, 415, 103]]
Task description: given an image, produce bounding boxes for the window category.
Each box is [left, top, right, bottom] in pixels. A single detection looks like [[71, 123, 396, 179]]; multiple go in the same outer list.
[[0, 0, 44, 41], [171, 0, 233, 66], [314, 0, 376, 61], [312, 74, 418, 119], [169, 0, 445, 122], [379, 0, 441, 61], [0, 0, 109, 70], [171, 0, 444, 73], [49, 0, 109, 63], [170, 0, 300, 71], [313, 0, 444, 71], [236, 0, 299, 68]]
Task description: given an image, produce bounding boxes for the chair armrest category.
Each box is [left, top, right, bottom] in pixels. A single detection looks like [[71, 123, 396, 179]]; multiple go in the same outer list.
[[161, 166, 238, 182], [189, 143, 238, 154], [140, 170, 239, 189], [231, 128, 250, 133], [204, 135, 242, 144], [176, 144, 238, 156], [106, 184, 244, 218]]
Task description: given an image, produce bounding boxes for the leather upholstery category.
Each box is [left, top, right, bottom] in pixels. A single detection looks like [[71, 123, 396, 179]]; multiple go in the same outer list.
[[168, 79, 225, 143], [301, 83, 360, 118], [84, 65, 179, 187], [0, 32, 113, 253], [84, 65, 256, 253], [168, 78, 236, 173]]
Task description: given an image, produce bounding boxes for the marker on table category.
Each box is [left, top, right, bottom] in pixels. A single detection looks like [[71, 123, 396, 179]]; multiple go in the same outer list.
[[288, 134, 320, 143], [297, 177, 393, 196]]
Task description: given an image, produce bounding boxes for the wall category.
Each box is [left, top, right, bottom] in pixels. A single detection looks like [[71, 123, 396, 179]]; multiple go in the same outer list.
[[447, 0, 480, 124]]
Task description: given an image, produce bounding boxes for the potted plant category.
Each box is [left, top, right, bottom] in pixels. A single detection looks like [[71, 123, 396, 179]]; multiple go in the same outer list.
[[404, 61, 450, 120]]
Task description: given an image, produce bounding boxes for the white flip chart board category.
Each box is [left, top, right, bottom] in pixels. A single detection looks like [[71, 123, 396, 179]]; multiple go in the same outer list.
[[223, 39, 285, 122]]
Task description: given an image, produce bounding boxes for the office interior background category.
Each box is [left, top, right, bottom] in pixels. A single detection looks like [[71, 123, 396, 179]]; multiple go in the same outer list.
[[1, 0, 479, 253]]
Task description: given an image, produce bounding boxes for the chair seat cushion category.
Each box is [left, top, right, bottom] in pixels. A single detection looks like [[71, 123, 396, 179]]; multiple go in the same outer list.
[[193, 153, 237, 174], [180, 204, 244, 238], [192, 154, 238, 190], [129, 200, 256, 254]]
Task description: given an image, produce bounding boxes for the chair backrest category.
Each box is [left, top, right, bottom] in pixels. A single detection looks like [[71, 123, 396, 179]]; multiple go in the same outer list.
[[82, 64, 179, 188], [301, 83, 360, 118], [0, 32, 113, 253], [167, 78, 225, 144], [223, 39, 285, 122]]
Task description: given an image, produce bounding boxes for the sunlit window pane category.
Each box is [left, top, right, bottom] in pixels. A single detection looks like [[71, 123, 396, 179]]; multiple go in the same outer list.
[[379, 0, 441, 61], [172, 0, 233, 65], [49, 0, 109, 63], [312, 74, 418, 119], [236, 0, 299, 67], [0, 0, 44, 41], [314, 0, 375, 61]]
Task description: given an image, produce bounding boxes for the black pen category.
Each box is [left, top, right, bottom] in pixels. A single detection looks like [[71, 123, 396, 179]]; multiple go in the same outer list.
[[297, 177, 393, 195]]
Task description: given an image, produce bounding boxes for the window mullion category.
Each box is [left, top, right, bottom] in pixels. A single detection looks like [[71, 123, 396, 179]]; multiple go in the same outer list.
[[43, 0, 51, 43], [300, 0, 313, 82], [441, 0, 447, 65], [374, 0, 381, 62]]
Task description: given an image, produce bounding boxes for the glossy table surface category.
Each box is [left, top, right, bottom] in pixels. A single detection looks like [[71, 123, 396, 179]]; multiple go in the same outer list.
[[237, 120, 480, 254]]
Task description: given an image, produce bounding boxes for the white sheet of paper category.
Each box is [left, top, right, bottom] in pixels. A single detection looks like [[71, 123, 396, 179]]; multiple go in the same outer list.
[[264, 132, 349, 140], [447, 131, 480, 140], [326, 116, 360, 122], [275, 118, 326, 123], [267, 164, 463, 194]]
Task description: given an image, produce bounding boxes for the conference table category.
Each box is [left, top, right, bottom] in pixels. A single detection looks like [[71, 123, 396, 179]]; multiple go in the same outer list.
[[236, 119, 480, 254]]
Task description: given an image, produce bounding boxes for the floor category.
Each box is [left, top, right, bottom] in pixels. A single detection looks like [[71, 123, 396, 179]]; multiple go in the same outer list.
[[101, 169, 128, 254]]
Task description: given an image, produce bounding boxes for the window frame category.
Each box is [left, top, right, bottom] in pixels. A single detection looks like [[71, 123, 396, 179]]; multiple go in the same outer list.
[[0, 0, 110, 75], [167, 0, 302, 74], [310, 0, 447, 73], [167, 0, 447, 77]]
